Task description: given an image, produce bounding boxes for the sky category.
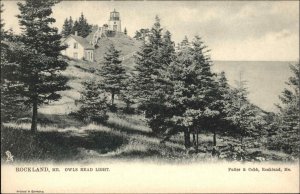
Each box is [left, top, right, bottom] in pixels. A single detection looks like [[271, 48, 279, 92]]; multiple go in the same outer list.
[[2, 0, 299, 61]]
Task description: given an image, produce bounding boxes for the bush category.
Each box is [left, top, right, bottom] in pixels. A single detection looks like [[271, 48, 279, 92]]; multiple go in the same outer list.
[[75, 79, 109, 124]]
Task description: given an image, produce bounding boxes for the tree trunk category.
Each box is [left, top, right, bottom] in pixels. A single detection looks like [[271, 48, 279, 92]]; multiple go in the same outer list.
[[31, 99, 38, 133], [213, 130, 217, 146], [192, 133, 196, 147], [184, 129, 191, 149], [212, 129, 217, 156], [111, 92, 115, 106], [240, 135, 243, 146], [196, 128, 199, 153]]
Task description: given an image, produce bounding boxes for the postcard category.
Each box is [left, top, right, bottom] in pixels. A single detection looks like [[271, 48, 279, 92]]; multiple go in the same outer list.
[[1, 0, 299, 193]]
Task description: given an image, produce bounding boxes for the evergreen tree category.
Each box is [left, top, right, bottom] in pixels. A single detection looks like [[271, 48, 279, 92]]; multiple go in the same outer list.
[[160, 30, 175, 66], [275, 62, 300, 155], [278, 63, 300, 128], [168, 36, 222, 150], [134, 28, 150, 41], [99, 44, 127, 107], [71, 13, 91, 37], [177, 36, 189, 50], [124, 27, 127, 35], [1, 4, 27, 122], [69, 16, 73, 31], [61, 18, 69, 37], [119, 74, 135, 113], [61, 17, 73, 37], [212, 71, 231, 146], [15, 0, 69, 132], [0, 4, 6, 39], [77, 79, 109, 123], [72, 20, 79, 35], [133, 16, 175, 136], [225, 74, 266, 145]]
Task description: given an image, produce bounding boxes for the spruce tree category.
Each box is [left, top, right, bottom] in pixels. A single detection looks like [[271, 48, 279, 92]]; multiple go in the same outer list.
[[119, 74, 135, 113], [168, 36, 222, 150], [61, 17, 73, 37], [1, 4, 27, 122], [72, 20, 79, 35], [72, 13, 91, 37], [61, 18, 69, 37], [15, 0, 69, 132], [99, 44, 127, 107], [77, 79, 109, 123], [225, 75, 266, 145], [133, 16, 175, 136], [0, 4, 6, 39], [212, 71, 231, 147], [69, 16, 73, 32], [275, 62, 300, 155], [133, 28, 150, 41]]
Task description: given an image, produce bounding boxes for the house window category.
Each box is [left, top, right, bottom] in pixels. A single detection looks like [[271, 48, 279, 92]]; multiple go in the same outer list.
[[86, 51, 93, 61], [73, 52, 78, 59], [74, 43, 78, 49]]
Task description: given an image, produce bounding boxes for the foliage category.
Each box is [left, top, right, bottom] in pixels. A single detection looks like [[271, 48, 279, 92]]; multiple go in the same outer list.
[[119, 74, 136, 114], [61, 16, 73, 37], [61, 13, 91, 37], [224, 76, 266, 144], [124, 27, 127, 35], [99, 44, 127, 107], [76, 79, 109, 123], [10, 0, 69, 132], [269, 62, 300, 156], [1, 4, 28, 122], [167, 36, 224, 148], [278, 62, 300, 130], [71, 13, 92, 37], [133, 28, 150, 41], [0, 4, 7, 39], [133, 16, 175, 137]]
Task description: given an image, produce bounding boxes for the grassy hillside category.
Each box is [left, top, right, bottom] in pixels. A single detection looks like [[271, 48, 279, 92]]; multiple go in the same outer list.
[[86, 30, 142, 70], [39, 58, 95, 115], [2, 111, 294, 163]]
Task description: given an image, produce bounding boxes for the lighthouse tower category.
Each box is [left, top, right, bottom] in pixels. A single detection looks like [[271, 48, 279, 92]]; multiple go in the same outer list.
[[108, 9, 121, 32]]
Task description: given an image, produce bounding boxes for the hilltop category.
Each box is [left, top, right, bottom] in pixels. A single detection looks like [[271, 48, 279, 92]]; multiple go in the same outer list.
[[86, 27, 142, 69]]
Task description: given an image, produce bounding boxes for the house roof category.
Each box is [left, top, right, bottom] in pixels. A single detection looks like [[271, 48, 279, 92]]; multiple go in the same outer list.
[[63, 34, 94, 50], [85, 26, 99, 44]]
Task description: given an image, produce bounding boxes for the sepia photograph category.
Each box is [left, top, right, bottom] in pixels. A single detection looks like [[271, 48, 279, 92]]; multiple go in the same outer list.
[[1, 0, 299, 193]]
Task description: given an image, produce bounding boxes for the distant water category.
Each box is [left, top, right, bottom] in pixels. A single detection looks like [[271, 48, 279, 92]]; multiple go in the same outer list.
[[212, 61, 296, 112]]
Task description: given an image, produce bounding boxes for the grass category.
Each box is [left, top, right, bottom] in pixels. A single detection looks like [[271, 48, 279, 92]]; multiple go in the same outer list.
[[1, 114, 128, 163], [1, 111, 297, 163], [0, 113, 196, 163]]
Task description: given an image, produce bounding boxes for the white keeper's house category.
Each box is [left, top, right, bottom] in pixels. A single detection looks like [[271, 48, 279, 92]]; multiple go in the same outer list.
[[61, 32, 94, 62], [61, 9, 123, 62]]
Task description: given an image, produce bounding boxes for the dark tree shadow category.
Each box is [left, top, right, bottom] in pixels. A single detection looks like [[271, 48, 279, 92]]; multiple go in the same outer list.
[[37, 113, 86, 128], [1, 127, 128, 162], [15, 113, 86, 129]]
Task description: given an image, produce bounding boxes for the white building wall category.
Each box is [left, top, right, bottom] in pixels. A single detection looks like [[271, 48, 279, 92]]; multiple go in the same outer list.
[[108, 20, 121, 32], [62, 37, 85, 60], [84, 50, 94, 62]]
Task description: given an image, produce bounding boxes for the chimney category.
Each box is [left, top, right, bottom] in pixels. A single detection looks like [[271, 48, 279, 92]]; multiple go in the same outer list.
[[74, 31, 78, 36]]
